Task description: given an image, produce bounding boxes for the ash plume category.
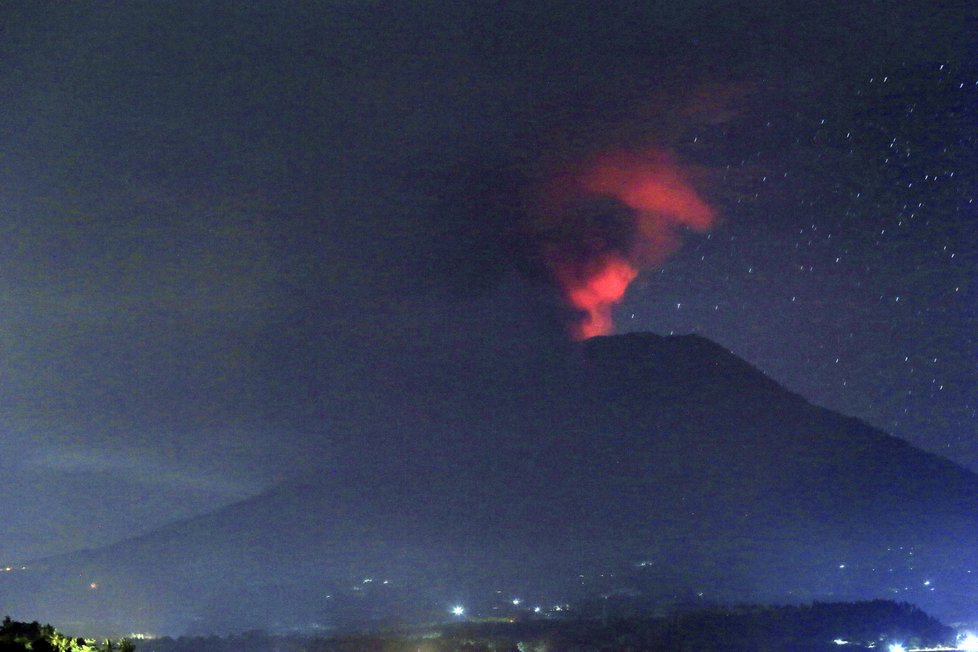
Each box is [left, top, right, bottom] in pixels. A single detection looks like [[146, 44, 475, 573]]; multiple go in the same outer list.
[[530, 147, 717, 339]]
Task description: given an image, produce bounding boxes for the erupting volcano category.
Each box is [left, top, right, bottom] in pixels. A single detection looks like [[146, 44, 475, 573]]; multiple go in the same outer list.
[[541, 148, 717, 339], [558, 254, 638, 340]]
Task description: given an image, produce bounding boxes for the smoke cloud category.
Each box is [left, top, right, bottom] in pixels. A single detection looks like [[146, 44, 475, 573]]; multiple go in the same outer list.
[[535, 148, 717, 339]]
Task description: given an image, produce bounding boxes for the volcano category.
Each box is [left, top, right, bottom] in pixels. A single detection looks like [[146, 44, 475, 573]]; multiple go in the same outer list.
[[3, 333, 977, 636]]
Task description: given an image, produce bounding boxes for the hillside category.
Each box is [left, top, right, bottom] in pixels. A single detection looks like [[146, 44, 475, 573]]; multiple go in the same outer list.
[[3, 333, 976, 636]]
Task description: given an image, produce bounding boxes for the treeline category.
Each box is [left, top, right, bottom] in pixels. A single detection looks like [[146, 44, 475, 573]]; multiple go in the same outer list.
[[134, 599, 954, 652], [0, 617, 134, 652]]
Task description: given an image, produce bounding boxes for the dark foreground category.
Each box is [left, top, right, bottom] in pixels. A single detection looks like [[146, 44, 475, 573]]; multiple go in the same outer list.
[[4, 600, 950, 652]]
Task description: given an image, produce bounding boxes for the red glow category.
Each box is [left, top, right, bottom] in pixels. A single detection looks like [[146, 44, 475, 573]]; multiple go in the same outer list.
[[585, 150, 714, 223], [561, 255, 639, 340], [549, 148, 716, 339]]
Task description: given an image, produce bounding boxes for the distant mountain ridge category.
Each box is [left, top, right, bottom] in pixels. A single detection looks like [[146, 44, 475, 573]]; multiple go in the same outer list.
[[4, 333, 976, 636]]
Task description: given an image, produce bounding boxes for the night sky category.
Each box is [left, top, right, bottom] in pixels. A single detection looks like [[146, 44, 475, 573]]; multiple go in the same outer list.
[[1, 1, 975, 564]]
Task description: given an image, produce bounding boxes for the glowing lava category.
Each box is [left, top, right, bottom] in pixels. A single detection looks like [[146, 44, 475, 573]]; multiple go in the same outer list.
[[560, 255, 639, 340], [546, 148, 716, 339]]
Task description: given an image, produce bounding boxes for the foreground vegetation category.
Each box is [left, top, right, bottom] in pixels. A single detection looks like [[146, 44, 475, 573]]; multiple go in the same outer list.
[[0, 617, 134, 652]]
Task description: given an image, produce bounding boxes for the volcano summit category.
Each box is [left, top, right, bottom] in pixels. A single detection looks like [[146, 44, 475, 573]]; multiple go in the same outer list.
[[3, 333, 976, 636]]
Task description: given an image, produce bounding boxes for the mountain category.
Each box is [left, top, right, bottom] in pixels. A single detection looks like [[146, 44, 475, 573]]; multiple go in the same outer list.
[[3, 333, 977, 636]]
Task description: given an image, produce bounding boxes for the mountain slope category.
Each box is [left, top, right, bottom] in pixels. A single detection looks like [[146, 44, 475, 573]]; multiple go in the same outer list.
[[3, 333, 976, 635]]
